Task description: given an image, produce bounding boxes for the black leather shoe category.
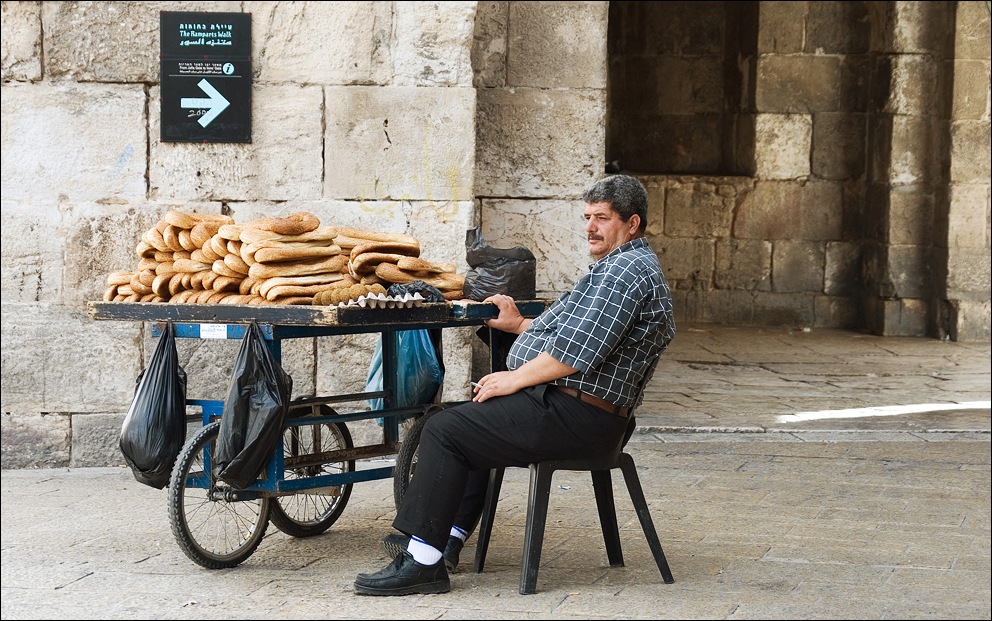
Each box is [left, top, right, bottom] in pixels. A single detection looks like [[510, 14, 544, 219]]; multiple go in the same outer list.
[[382, 533, 465, 573], [354, 551, 450, 596]]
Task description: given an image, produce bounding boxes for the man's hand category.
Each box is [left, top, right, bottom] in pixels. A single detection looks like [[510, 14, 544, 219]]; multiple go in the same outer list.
[[483, 294, 530, 334]]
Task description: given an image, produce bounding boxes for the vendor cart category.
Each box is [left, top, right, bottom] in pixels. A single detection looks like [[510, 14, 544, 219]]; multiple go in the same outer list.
[[88, 299, 546, 569]]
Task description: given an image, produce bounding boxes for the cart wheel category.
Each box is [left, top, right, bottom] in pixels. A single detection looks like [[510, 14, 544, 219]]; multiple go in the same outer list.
[[393, 404, 445, 510], [269, 407, 355, 538], [168, 421, 271, 569]]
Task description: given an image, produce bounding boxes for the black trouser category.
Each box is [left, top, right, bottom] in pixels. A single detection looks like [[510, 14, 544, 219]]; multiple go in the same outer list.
[[392, 384, 629, 552]]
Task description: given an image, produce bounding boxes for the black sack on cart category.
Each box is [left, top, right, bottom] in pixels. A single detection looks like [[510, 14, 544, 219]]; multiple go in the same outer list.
[[119, 321, 188, 489], [462, 227, 536, 301], [214, 321, 293, 489]]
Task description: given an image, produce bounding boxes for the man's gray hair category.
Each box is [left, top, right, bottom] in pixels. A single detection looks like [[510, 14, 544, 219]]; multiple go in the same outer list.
[[582, 174, 648, 232]]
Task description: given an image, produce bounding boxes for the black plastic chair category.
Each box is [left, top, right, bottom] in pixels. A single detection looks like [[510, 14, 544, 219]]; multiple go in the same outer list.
[[472, 416, 675, 594]]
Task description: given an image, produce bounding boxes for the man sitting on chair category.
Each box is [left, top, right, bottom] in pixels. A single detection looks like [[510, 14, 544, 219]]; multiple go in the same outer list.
[[354, 173, 676, 596]]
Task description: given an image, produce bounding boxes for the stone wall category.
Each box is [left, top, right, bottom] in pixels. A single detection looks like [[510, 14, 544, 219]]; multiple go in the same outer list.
[[1, 1, 989, 469]]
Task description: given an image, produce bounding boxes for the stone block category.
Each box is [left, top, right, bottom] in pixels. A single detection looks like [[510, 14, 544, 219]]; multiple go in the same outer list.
[[151, 84, 323, 201], [61, 203, 221, 308], [946, 248, 992, 296], [947, 184, 991, 250], [754, 114, 812, 179], [842, 180, 868, 240], [950, 121, 992, 184], [772, 241, 825, 293], [394, 1, 476, 86], [0, 412, 70, 469], [507, 1, 607, 89], [476, 88, 605, 197], [947, 299, 992, 342], [887, 186, 934, 246], [735, 181, 842, 241], [1, 200, 63, 304], [633, 57, 725, 116], [699, 289, 757, 324], [1, 303, 141, 412], [889, 115, 936, 186], [887, 245, 931, 299], [615, 114, 724, 175], [408, 201, 478, 271], [838, 56, 870, 113], [806, 1, 870, 54], [248, 1, 392, 85], [753, 291, 815, 328], [955, 1, 992, 60], [655, 238, 715, 291], [1, 83, 147, 203], [665, 181, 735, 237], [877, 297, 928, 337], [757, 1, 804, 54], [891, 2, 956, 54], [471, 1, 508, 88], [824, 241, 861, 297], [952, 60, 991, 121], [480, 199, 587, 296], [886, 55, 940, 116], [325, 86, 475, 201], [1, 0, 41, 81], [69, 412, 128, 468], [42, 1, 242, 82], [812, 113, 866, 181], [714, 239, 772, 291], [756, 56, 842, 114], [813, 295, 860, 329]]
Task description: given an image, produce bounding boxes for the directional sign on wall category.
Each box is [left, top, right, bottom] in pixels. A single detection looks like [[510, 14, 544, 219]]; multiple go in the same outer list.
[[160, 11, 252, 143]]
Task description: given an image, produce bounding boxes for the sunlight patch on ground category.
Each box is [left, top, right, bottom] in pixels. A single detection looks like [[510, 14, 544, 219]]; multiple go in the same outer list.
[[777, 401, 992, 423]]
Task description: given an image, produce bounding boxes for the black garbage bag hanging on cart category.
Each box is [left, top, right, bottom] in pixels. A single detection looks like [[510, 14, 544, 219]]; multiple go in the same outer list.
[[214, 321, 294, 489], [119, 321, 188, 489]]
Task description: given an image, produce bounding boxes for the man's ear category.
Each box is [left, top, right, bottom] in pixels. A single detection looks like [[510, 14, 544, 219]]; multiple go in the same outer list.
[[628, 214, 641, 234]]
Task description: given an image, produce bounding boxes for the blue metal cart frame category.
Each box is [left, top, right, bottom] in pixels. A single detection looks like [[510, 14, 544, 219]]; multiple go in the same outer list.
[[89, 300, 545, 568]]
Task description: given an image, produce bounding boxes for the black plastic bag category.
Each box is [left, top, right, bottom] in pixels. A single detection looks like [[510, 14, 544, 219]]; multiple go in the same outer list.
[[462, 227, 536, 301], [387, 281, 446, 303], [213, 322, 293, 489], [119, 321, 188, 489]]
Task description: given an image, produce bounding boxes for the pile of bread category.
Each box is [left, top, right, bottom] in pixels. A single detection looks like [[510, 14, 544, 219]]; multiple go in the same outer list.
[[103, 210, 465, 306]]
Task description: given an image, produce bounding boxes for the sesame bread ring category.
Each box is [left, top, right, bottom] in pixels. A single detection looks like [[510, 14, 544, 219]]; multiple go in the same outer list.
[[190, 221, 225, 247], [106, 271, 134, 286], [333, 226, 419, 246], [163, 210, 234, 230], [349, 240, 420, 261], [349, 252, 410, 275], [239, 226, 339, 245], [252, 245, 344, 264], [396, 256, 448, 273], [248, 254, 349, 280], [248, 211, 320, 235]]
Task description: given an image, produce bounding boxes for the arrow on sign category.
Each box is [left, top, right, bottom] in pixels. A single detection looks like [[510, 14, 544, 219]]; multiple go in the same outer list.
[[180, 79, 230, 128]]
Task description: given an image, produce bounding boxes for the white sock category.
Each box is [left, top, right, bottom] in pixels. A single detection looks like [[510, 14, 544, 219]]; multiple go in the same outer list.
[[450, 525, 468, 541], [407, 536, 443, 565]]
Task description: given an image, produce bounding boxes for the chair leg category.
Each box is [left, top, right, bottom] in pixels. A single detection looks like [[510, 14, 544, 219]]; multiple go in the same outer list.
[[590, 469, 624, 567], [473, 467, 505, 573], [619, 453, 675, 584], [520, 461, 555, 594]]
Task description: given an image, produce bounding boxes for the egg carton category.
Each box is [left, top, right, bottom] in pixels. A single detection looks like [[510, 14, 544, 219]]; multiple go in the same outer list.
[[338, 292, 426, 309]]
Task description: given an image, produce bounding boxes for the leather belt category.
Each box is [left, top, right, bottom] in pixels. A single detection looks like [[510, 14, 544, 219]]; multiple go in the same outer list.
[[553, 385, 631, 418]]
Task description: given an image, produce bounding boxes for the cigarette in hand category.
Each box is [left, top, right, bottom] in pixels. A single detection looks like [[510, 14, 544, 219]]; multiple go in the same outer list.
[[471, 382, 482, 389]]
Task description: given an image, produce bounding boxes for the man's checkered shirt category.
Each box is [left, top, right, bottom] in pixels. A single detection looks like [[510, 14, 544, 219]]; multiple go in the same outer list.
[[505, 237, 676, 409]]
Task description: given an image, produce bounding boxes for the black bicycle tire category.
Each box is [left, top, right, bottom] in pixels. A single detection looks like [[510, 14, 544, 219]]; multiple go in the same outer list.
[[269, 415, 355, 537], [168, 421, 271, 569], [392, 404, 444, 510]]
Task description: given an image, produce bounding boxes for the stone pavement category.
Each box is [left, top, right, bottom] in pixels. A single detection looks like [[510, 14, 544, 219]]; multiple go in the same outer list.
[[1, 326, 989, 620]]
